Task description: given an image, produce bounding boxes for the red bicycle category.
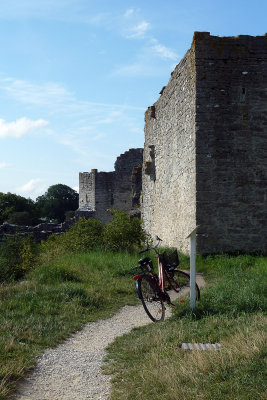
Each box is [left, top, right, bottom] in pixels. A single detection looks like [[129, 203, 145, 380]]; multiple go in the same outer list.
[[133, 236, 200, 322]]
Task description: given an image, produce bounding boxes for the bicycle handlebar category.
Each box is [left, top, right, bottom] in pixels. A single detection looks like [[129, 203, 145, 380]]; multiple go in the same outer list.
[[138, 235, 162, 254]]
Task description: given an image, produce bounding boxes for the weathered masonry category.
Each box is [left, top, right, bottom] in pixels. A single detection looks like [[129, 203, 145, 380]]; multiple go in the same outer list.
[[78, 148, 143, 223], [142, 32, 267, 254]]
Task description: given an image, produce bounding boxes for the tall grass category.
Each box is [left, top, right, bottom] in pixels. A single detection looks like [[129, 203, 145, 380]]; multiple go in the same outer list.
[[0, 250, 139, 400], [105, 254, 267, 400]]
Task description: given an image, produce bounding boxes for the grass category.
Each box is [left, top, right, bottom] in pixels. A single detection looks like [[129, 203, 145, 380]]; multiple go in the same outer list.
[[0, 250, 139, 400], [104, 254, 267, 400]]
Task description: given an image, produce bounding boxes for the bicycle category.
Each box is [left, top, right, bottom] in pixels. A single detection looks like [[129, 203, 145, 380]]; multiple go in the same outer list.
[[133, 236, 200, 322]]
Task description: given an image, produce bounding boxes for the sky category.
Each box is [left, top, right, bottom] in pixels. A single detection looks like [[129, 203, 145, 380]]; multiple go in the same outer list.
[[0, 0, 266, 200]]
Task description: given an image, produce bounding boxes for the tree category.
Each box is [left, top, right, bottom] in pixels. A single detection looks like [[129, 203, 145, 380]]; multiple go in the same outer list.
[[36, 184, 78, 223], [7, 211, 33, 225], [0, 192, 37, 224]]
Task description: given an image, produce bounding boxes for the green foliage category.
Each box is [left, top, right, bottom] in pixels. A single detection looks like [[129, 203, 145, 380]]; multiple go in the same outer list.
[[0, 192, 37, 224], [105, 255, 267, 400], [36, 184, 78, 223], [174, 255, 267, 319], [7, 211, 33, 225], [103, 210, 146, 252], [0, 236, 38, 282], [0, 250, 138, 399], [66, 218, 104, 252], [40, 218, 105, 261], [40, 211, 146, 262]]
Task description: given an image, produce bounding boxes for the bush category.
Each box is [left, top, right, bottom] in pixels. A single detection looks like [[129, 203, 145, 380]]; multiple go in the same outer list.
[[0, 236, 38, 282], [103, 210, 146, 252], [40, 212, 147, 260], [41, 218, 105, 260], [66, 218, 104, 252]]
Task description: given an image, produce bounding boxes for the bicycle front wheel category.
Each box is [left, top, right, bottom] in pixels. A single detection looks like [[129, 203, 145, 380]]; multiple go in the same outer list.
[[167, 270, 200, 303], [137, 276, 165, 322]]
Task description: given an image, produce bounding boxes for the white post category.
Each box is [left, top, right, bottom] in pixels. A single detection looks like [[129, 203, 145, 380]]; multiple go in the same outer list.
[[186, 226, 200, 310]]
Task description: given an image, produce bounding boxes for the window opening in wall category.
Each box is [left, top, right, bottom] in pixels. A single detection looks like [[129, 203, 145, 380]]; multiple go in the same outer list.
[[144, 145, 156, 181], [240, 87, 247, 102]]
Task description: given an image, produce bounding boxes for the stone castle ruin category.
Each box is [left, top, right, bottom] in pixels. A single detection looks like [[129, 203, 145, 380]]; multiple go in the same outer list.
[[142, 32, 267, 254], [78, 148, 143, 223], [79, 32, 267, 254]]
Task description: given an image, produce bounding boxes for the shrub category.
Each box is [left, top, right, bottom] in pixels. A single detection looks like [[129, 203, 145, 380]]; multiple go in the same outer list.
[[41, 218, 104, 260], [65, 217, 104, 252], [103, 210, 146, 252], [0, 236, 38, 282]]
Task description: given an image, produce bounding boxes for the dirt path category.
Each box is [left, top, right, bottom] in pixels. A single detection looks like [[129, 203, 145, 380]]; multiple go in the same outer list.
[[13, 274, 205, 400]]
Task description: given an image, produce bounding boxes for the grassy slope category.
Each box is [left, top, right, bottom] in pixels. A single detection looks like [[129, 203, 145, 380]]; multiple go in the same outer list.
[[0, 251, 139, 400], [104, 255, 267, 400]]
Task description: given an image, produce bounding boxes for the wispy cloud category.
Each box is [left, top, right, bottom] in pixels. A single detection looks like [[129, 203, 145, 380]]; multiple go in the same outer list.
[[152, 43, 178, 60], [113, 8, 179, 77], [124, 9, 134, 18], [17, 178, 47, 199], [124, 21, 151, 39], [2, 78, 75, 107], [0, 162, 11, 168], [0, 117, 49, 139], [1, 78, 144, 113], [0, 75, 144, 164]]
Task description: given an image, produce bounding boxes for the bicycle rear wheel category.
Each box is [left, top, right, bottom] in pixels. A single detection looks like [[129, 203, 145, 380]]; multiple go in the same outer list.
[[167, 270, 200, 303], [137, 276, 165, 322]]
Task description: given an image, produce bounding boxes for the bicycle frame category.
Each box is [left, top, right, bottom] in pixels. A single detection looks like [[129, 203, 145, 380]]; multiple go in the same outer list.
[[157, 255, 181, 295], [133, 236, 200, 322]]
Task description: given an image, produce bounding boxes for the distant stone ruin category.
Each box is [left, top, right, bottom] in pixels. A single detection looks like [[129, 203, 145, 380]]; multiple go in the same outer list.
[[0, 219, 77, 242], [142, 32, 267, 254], [77, 148, 143, 223]]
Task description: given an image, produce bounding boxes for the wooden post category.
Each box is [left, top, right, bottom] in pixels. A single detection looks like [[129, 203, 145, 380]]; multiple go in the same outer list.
[[186, 226, 200, 310]]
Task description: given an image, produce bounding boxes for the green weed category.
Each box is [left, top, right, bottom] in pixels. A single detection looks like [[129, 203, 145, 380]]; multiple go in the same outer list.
[[105, 254, 267, 400], [0, 250, 139, 399]]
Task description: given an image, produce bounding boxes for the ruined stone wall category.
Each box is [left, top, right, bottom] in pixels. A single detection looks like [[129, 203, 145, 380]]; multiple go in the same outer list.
[[79, 171, 96, 209], [142, 32, 267, 254], [79, 148, 143, 224], [94, 172, 114, 222], [113, 148, 143, 212], [194, 32, 267, 253], [142, 46, 197, 253]]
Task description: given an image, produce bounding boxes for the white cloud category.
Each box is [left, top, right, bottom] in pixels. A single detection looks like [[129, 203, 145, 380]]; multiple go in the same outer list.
[[2, 78, 74, 107], [152, 44, 178, 60], [125, 21, 151, 39], [0, 118, 49, 139], [124, 9, 134, 18], [17, 178, 47, 199], [1, 78, 144, 114], [0, 162, 11, 168]]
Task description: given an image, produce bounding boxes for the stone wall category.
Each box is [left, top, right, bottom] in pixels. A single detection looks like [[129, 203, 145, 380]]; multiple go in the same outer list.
[[194, 32, 267, 253], [142, 32, 267, 254], [142, 46, 197, 253], [0, 218, 79, 242], [78, 148, 143, 223]]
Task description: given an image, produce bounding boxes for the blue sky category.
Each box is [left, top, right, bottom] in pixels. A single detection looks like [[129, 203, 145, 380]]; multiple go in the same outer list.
[[0, 0, 266, 199]]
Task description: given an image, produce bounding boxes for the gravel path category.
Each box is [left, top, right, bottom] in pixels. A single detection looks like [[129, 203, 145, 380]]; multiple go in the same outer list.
[[13, 274, 205, 400]]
